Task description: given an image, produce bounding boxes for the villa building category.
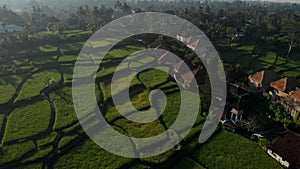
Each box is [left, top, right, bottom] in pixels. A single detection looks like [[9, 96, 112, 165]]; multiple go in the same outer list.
[[248, 70, 280, 92], [268, 77, 300, 118], [289, 90, 300, 118]]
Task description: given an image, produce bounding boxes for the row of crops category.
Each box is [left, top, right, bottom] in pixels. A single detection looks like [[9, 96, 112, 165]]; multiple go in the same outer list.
[[0, 32, 284, 168]]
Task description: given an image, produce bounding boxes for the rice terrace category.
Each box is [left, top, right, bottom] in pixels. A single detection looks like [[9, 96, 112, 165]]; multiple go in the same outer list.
[[0, 0, 300, 169]]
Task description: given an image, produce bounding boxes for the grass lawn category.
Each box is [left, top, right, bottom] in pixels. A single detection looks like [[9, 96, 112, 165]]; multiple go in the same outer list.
[[58, 135, 78, 150], [192, 130, 283, 169], [106, 46, 145, 59], [104, 89, 152, 122], [89, 40, 112, 48], [65, 30, 92, 38], [58, 55, 78, 63], [0, 141, 35, 164], [38, 45, 58, 53], [139, 68, 170, 89], [37, 132, 58, 147], [54, 139, 133, 169], [140, 148, 177, 164], [22, 163, 43, 169], [60, 42, 85, 53], [100, 75, 142, 101], [50, 87, 78, 130], [31, 55, 57, 65], [173, 157, 205, 169], [159, 91, 202, 128], [4, 100, 51, 142], [0, 75, 23, 104], [221, 51, 244, 63], [113, 118, 165, 138], [237, 45, 256, 52], [0, 114, 5, 134], [23, 146, 53, 162], [60, 66, 74, 83], [72, 83, 101, 117], [15, 70, 61, 102]]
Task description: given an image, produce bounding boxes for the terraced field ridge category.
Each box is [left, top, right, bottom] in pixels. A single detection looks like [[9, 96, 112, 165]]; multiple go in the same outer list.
[[0, 31, 284, 169]]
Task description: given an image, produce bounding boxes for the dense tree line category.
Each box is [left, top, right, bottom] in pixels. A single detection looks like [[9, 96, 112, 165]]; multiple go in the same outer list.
[[0, 1, 299, 62]]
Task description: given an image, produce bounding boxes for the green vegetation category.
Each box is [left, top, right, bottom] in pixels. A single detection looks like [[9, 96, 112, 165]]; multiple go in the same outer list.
[[140, 149, 176, 164], [0, 141, 35, 164], [174, 157, 205, 169], [15, 71, 61, 102], [107, 46, 145, 59], [58, 135, 78, 150], [22, 163, 43, 169], [99, 75, 141, 101], [37, 132, 58, 147], [4, 100, 51, 142], [38, 45, 58, 53], [192, 130, 283, 169], [54, 140, 133, 169], [114, 118, 165, 138], [58, 55, 78, 63], [0, 75, 23, 104], [60, 42, 85, 53], [139, 68, 170, 89], [31, 55, 57, 65], [23, 146, 53, 162], [60, 66, 74, 83], [50, 87, 78, 130], [1, 1, 299, 165]]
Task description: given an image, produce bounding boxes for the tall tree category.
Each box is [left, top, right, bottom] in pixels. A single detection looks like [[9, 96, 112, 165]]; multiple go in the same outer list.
[[280, 16, 300, 63], [0, 17, 7, 33]]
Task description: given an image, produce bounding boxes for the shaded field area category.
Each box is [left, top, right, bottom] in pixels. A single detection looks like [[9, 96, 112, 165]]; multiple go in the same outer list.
[[0, 34, 284, 169], [217, 42, 300, 80]]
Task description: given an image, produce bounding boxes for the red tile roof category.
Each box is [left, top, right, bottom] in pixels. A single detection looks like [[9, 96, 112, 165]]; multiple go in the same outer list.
[[248, 70, 279, 88], [290, 90, 300, 102], [173, 60, 184, 73], [187, 39, 200, 50], [176, 35, 192, 44], [181, 66, 200, 83], [270, 77, 300, 92]]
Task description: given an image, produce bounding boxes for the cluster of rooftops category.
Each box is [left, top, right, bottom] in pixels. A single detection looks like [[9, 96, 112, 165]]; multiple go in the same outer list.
[[249, 70, 300, 113], [151, 35, 201, 89]]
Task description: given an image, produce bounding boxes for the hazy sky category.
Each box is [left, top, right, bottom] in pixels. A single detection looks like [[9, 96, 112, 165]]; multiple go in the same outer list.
[[260, 0, 299, 3]]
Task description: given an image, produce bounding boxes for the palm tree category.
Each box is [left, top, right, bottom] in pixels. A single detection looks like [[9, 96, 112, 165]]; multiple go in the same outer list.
[[280, 16, 300, 63], [1, 17, 7, 33]]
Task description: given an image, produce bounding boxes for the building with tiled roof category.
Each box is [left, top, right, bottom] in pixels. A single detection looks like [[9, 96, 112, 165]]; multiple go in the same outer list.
[[248, 70, 280, 90], [173, 60, 184, 73], [176, 35, 192, 44], [289, 90, 300, 118], [187, 39, 200, 50], [181, 67, 200, 84], [269, 77, 300, 118], [270, 77, 300, 93], [290, 90, 300, 103]]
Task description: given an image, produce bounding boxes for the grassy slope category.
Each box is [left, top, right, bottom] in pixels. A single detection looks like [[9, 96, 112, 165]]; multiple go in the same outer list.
[[3, 100, 51, 142], [50, 87, 78, 130], [54, 139, 133, 169], [15, 70, 61, 102], [0, 75, 23, 104], [0, 141, 36, 164], [192, 130, 283, 169]]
